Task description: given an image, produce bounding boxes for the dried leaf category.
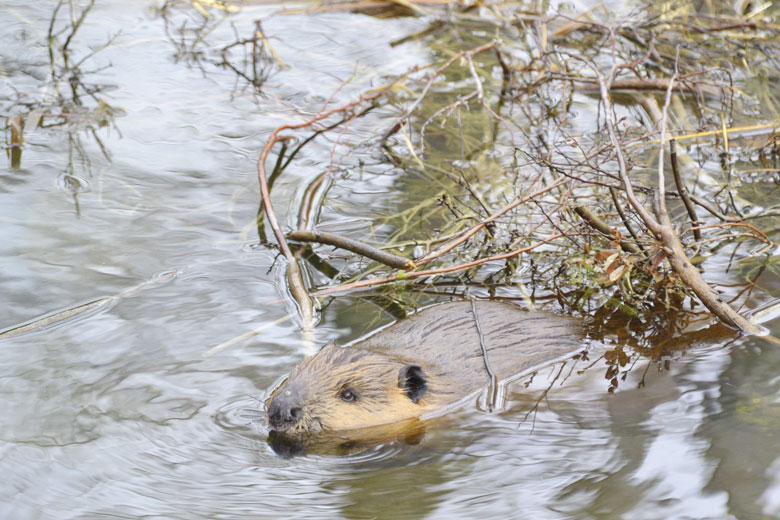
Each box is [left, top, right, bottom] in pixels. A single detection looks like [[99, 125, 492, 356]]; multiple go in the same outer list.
[[608, 263, 627, 282], [23, 109, 44, 136], [9, 114, 23, 147], [595, 249, 617, 263]]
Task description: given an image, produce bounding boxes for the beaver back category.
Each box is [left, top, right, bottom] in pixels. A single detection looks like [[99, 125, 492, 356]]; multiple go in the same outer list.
[[356, 300, 582, 407]]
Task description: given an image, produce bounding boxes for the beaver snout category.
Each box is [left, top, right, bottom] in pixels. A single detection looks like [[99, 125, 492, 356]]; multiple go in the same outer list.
[[267, 390, 303, 430]]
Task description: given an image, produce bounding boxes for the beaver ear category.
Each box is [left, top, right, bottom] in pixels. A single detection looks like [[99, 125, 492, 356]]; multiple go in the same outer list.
[[398, 364, 428, 403]]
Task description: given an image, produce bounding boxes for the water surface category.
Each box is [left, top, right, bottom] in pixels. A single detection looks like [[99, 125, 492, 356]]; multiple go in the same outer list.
[[2, 1, 780, 519]]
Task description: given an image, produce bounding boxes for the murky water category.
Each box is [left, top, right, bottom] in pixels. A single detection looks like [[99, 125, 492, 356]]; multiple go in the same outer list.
[[2, 1, 780, 519]]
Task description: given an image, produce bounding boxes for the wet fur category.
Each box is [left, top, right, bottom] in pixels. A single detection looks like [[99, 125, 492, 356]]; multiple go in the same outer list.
[[267, 301, 582, 437]]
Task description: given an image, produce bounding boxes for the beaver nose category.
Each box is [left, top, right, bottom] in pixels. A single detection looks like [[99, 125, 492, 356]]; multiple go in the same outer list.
[[267, 392, 303, 429]]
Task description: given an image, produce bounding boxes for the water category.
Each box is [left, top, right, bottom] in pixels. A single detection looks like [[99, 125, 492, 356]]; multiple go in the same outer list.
[[2, 1, 780, 519]]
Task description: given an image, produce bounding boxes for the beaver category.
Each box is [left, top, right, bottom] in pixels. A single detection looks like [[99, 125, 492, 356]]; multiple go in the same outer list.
[[265, 300, 582, 446]]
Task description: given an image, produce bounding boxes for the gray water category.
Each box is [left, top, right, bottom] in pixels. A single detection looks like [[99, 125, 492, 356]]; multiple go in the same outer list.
[[2, 1, 780, 519]]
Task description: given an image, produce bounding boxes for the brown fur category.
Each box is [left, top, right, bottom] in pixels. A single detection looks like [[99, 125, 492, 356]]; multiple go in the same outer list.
[[266, 300, 582, 438]]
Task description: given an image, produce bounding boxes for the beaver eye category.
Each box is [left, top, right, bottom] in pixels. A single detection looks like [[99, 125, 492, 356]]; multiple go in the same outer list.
[[340, 389, 357, 402]]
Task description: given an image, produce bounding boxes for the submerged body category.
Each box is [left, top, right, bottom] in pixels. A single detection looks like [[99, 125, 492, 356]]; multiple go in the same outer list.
[[266, 300, 582, 441]]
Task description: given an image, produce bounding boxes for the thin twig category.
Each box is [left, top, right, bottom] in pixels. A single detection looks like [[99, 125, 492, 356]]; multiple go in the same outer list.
[[609, 187, 644, 250], [574, 206, 642, 254], [382, 41, 497, 142], [471, 299, 500, 412], [311, 234, 564, 297], [581, 40, 763, 334], [257, 87, 394, 328], [286, 230, 415, 269], [670, 139, 702, 241], [416, 178, 569, 265]]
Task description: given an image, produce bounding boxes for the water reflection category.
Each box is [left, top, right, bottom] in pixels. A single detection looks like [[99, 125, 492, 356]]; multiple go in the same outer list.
[[267, 418, 427, 458], [705, 338, 780, 517], [155, 1, 281, 93], [3, 0, 122, 208], [324, 452, 453, 520]]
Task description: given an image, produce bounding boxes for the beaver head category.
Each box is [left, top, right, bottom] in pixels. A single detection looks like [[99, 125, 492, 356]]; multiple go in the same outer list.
[[266, 343, 429, 435]]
